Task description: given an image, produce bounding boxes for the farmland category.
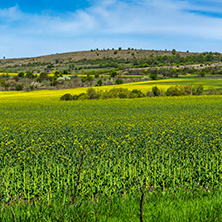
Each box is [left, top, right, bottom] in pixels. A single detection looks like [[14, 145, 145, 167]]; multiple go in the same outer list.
[[1, 88, 222, 220]]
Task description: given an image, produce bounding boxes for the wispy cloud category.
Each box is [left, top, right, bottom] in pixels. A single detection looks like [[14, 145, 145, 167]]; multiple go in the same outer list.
[[0, 0, 222, 58]]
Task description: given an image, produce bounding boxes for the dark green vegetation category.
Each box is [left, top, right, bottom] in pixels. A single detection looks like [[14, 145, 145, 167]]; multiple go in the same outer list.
[[60, 85, 204, 101], [60, 88, 146, 100], [1, 95, 222, 220]]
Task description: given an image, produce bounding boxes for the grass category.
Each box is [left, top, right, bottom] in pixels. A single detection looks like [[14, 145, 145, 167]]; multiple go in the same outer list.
[[1, 188, 222, 221]]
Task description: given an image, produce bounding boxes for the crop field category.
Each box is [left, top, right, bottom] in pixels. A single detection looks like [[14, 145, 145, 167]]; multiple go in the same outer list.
[[1, 86, 222, 220], [1, 91, 222, 198]]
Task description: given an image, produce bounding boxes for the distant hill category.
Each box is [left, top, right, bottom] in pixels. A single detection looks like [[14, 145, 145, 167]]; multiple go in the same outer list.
[[0, 49, 197, 72], [0, 49, 221, 74]]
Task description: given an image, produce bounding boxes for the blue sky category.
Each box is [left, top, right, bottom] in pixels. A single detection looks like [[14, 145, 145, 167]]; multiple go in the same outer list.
[[0, 0, 222, 58]]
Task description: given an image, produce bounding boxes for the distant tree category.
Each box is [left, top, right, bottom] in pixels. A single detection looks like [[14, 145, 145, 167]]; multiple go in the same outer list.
[[60, 93, 73, 101], [18, 72, 25, 78], [15, 84, 24, 91], [86, 88, 100, 99], [63, 70, 69, 74], [110, 70, 118, 78], [115, 79, 123, 84], [152, 86, 160, 96], [0, 79, 9, 90], [94, 73, 100, 78], [52, 70, 62, 78], [25, 71, 35, 78], [97, 79, 102, 86], [39, 72, 48, 80], [172, 49, 176, 55], [149, 72, 157, 80]]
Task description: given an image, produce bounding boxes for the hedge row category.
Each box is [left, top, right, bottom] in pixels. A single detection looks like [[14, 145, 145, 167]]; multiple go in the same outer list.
[[60, 85, 204, 101]]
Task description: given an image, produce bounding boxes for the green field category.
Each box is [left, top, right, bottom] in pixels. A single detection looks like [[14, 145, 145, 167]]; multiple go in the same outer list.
[[1, 87, 222, 220]]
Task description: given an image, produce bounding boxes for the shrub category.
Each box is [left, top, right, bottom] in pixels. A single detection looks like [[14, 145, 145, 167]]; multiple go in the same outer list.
[[146, 91, 154, 97], [15, 84, 24, 91], [108, 88, 130, 98], [97, 79, 102, 86], [115, 79, 123, 84], [207, 87, 219, 95], [51, 79, 58, 86], [110, 70, 118, 78], [73, 95, 79, 100], [152, 86, 160, 96], [60, 93, 73, 101], [39, 72, 48, 80], [78, 93, 88, 100], [94, 74, 100, 78], [130, 89, 145, 98], [26, 71, 35, 79], [63, 70, 69, 74], [166, 86, 183, 96], [18, 72, 25, 78], [86, 88, 100, 99], [149, 73, 157, 80], [193, 85, 204, 95]]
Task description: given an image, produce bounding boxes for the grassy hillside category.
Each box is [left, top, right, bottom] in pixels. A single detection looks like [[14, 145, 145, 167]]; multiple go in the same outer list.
[[0, 49, 221, 74]]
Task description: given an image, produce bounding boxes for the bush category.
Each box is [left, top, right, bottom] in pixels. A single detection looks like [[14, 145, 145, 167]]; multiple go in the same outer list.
[[25, 71, 35, 79], [166, 86, 183, 96], [60, 93, 73, 101], [115, 79, 123, 84], [94, 74, 100, 78], [78, 93, 88, 100], [15, 84, 24, 91], [207, 87, 219, 95], [165, 85, 204, 96], [63, 70, 69, 74], [96, 79, 102, 86], [86, 88, 100, 99], [73, 95, 79, 100], [101, 88, 130, 99], [110, 70, 118, 78], [152, 86, 160, 96], [18, 72, 25, 78], [39, 72, 48, 80], [130, 89, 145, 98], [51, 79, 58, 86], [111, 88, 130, 98], [193, 85, 204, 95], [149, 73, 157, 80], [146, 91, 154, 97]]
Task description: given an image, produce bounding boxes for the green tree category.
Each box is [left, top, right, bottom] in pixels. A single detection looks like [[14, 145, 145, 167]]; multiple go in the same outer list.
[[97, 79, 102, 86], [110, 70, 118, 78], [0, 79, 9, 90], [115, 79, 123, 84], [86, 88, 100, 99], [152, 86, 160, 96], [25, 71, 35, 78], [18, 72, 25, 78], [172, 49, 176, 55], [149, 72, 157, 80]]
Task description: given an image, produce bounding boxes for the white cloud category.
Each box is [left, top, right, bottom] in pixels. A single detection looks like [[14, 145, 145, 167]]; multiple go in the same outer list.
[[0, 5, 23, 21], [0, 0, 222, 57]]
